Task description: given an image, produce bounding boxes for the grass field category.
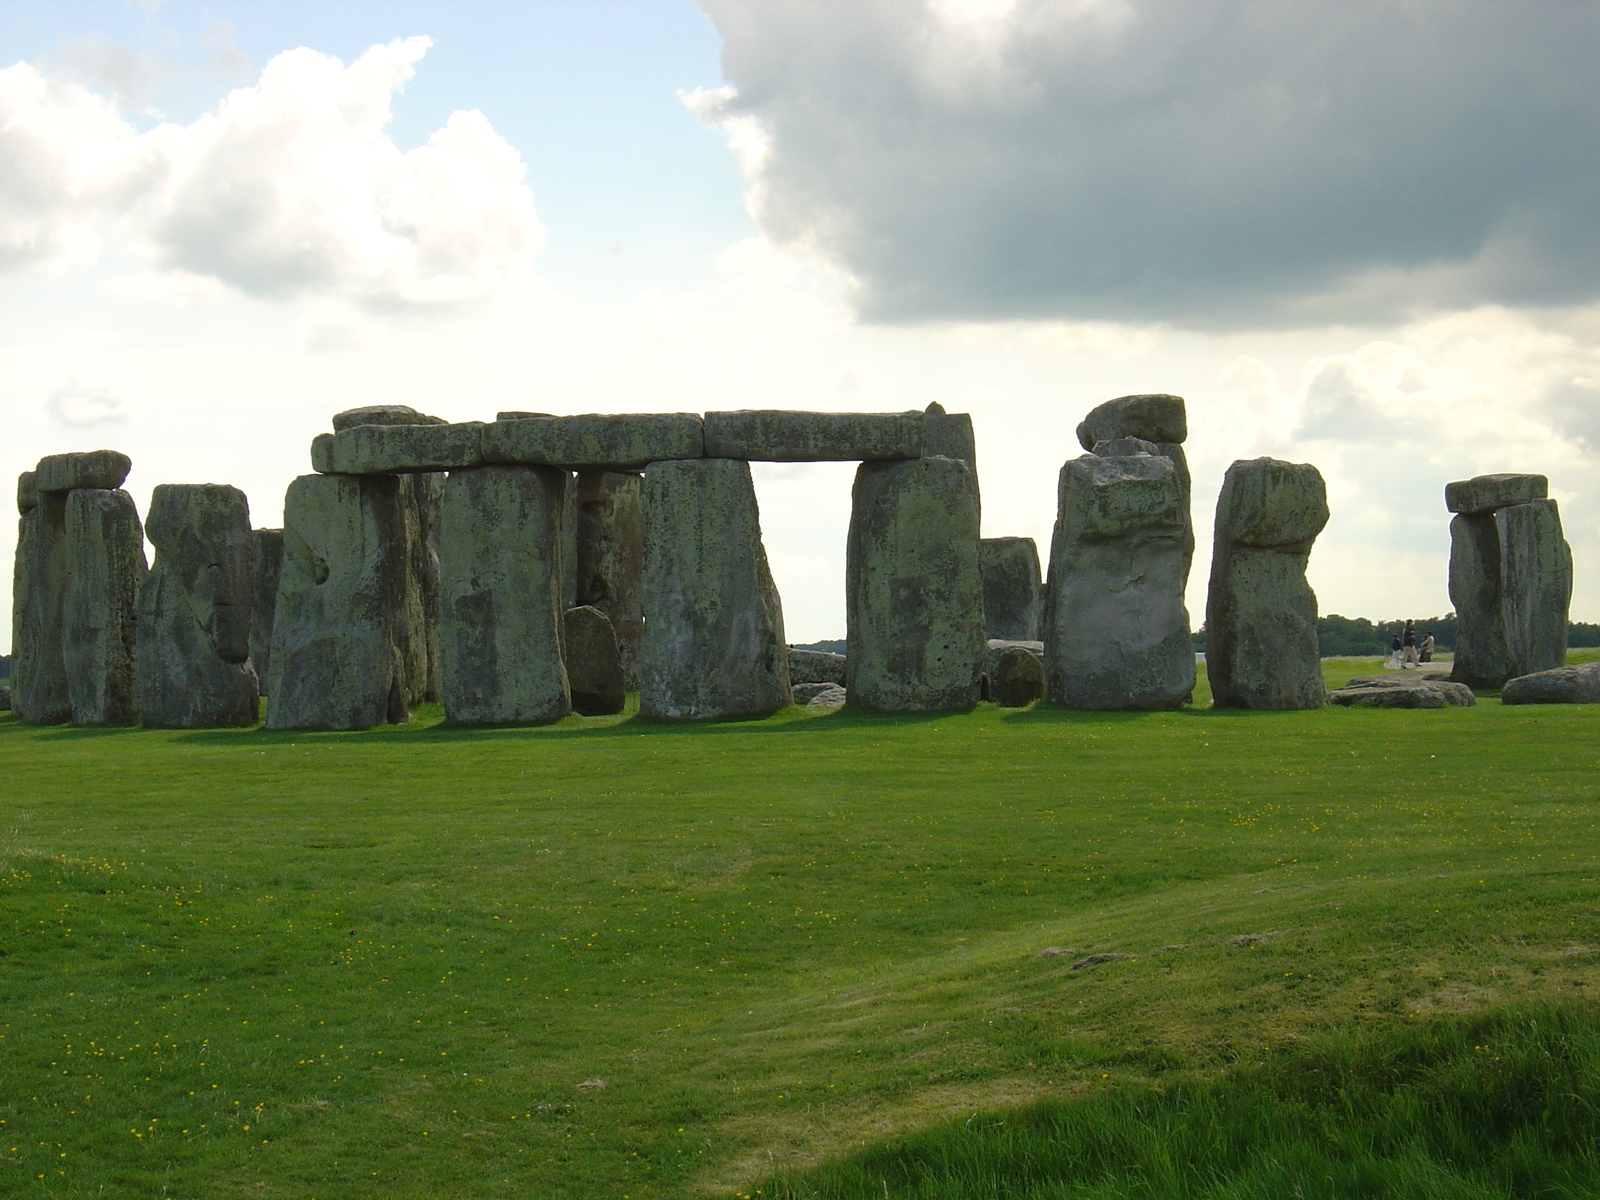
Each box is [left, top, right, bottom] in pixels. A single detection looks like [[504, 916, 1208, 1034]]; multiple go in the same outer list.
[[2, 656, 1599, 1198]]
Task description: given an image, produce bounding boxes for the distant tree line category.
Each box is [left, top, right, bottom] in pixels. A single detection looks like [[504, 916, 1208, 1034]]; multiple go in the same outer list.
[[1191, 618, 1600, 655]]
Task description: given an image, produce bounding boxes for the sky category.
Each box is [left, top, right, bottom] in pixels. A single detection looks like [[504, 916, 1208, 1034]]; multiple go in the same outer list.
[[3, 0, 1597, 648]]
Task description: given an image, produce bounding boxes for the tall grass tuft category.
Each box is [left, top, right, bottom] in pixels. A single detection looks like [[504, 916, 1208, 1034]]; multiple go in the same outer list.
[[756, 1004, 1600, 1199]]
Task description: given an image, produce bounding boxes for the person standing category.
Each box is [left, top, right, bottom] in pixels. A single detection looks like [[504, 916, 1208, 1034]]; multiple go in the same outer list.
[[1402, 619, 1418, 668], [1420, 631, 1435, 663], [1390, 632, 1403, 668]]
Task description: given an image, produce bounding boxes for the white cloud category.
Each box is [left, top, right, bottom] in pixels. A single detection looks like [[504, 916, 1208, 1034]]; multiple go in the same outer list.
[[47, 380, 128, 427], [0, 37, 541, 309]]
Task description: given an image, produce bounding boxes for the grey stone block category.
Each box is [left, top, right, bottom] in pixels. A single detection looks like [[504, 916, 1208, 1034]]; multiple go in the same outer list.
[[1445, 473, 1547, 516], [1448, 512, 1510, 688], [1091, 437, 1162, 458], [251, 529, 283, 696], [979, 537, 1041, 641], [1331, 675, 1475, 707], [266, 473, 415, 730], [35, 450, 132, 493], [990, 646, 1044, 706], [564, 605, 625, 716], [846, 456, 984, 712], [1043, 455, 1193, 709], [333, 404, 445, 431], [17, 471, 37, 514], [1502, 662, 1600, 705], [10, 492, 70, 723], [702, 409, 923, 461], [137, 484, 259, 727], [805, 683, 847, 708], [485, 413, 705, 471], [789, 647, 847, 686], [575, 472, 643, 689], [1076, 394, 1187, 451], [1205, 458, 1329, 710], [64, 488, 146, 725], [640, 458, 790, 720], [1497, 499, 1571, 678], [311, 422, 485, 474], [439, 466, 571, 725]]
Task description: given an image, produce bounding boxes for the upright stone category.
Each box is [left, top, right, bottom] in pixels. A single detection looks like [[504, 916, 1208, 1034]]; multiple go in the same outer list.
[[575, 471, 644, 688], [1042, 453, 1192, 709], [266, 473, 413, 730], [11, 481, 69, 724], [1447, 512, 1510, 688], [990, 645, 1045, 707], [137, 485, 259, 727], [1077, 394, 1193, 580], [63, 489, 145, 725], [1205, 458, 1329, 710], [846, 456, 984, 712], [564, 605, 626, 716], [639, 459, 790, 720], [438, 466, 570, 725], [1497, 499, 1572, 677], [250, 529, 284, 695], [978, 537, 1041, 641], [559, 472, 579, 612], [924, 402, 978, 516]]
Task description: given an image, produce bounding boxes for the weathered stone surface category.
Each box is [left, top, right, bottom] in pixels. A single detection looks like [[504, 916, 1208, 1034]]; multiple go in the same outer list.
[[1497, 499, 1571, 678], [137, 484, 259, 727], [1328, 685, 1448, 708], [406, 472, 444, 704], [311, 422, 485, 474], [251, 529, 283, 696], [10, 492, 69, 723], [1043, 455, 1193, 709], [1502, 662, 1600, 705], [979, 537, 1041, 641], [575, 471, 643, 689], [0, 684, 10, 711], [563, 605, 625, 716], [1205, 458, 1329, 710], [332, 405, 445, 431], [805, 683, 847, 708], [1329, 675, 1475, 707], [640, 458, 791, 720], [438, 466, 570, 725], [991, 646, 1044, 707], [792, 681, 839, 702], [925, 402, 979, 514], [846, 456, 984, 712], [35, 450, 132, 493], [17, 471, 37, 513], [1076, 394, 1187, 451], [1091, 437, 1162, 458], [984, 639, 1043, 681], [702, 409, 923, 461], [63, 489, 145, 725], [485, 413, 705, 471], [1445, 473, 1547, 516], [266, 473, 414, 730], [1447, 513, 1511, 688], [789, 647, 847, 686]]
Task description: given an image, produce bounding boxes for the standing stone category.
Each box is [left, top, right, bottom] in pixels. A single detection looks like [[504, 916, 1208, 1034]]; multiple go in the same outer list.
[[63, 489, 146, 725], [1447, 512, 1510, 688], [1497, 499, 1572, 678], [923, 402, 978, 515], [1042, 453, 1193, 709], [1077, 394, 1193, 581], [640, 458, 790, 720], [846, 456, 984, 712], [978, 537, 1041, 641], [1205, 458, 1329, 710], [559, 472, 579, 612], [11, 482, 69, 724], [438, 466, 570, 725], [250, 529, 284, 696], [266, 473, 413, 730], [137, 485, 259, 727], [990, 645, 1045, 707], [563, 605, 626, 716], [413, 472, 445, 703], [575, 471, 644, 689]]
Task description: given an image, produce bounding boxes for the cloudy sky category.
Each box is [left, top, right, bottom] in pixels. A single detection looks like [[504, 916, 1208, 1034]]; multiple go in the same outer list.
[[3, 0, 1596, 645]]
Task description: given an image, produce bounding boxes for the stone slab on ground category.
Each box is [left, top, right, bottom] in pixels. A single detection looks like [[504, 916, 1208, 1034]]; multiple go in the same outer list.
[[1328, 675, 1475, 707], [1445, 473, 1547, 516], [485, 413, 705, 471], [311, 422, 486, 474], [1501, 662, 1600, 705], [702, 409, 923, 461], [805, 683, 847, 708], [35, 450, 132, 493]]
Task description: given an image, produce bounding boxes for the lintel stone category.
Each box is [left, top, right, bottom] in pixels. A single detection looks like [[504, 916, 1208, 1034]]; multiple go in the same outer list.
[[312, 422, 486, 474], [702, 410, 923, 461], [485, 413, 704, 471], [1445, 473, 1548, 515], [35, 450, 132, 493]]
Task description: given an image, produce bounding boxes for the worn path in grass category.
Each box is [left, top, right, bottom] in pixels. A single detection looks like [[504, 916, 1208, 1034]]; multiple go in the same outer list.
[[2, 658, 1598, 1198]]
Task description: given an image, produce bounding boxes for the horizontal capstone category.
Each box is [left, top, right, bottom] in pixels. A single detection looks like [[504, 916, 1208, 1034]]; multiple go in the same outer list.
[[484, 413, 704, 470], [312, 422, 486, 475], [703, 409, 924, 461]]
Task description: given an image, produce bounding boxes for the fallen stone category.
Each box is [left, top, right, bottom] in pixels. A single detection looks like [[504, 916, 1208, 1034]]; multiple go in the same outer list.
[[563, 605, 626, 716], [485, 413, 705, 471], [251, 529, 283, 696], [1445, 473, 1547, 516], [1075, 394, 1187, 450], [574, 471, 644, 689], [639, 459, 791, 719], [985, 639, 1043, 678], [1501, 662, 1600, 705], [311, 422, 485, 474], [1334, 675, 1476, 706], [266, 473, 415, 730], [17, 471, 37, 513], [1205, 457, 1329, 710], [1496, 499, 1572, 678], [846, 456, 984, 712], [332, 404, 445, 431], [1448, 512, 1512, 688], [9, 490, 70, 723], [789, 648, 847, 686], [63, 488, 146, 725], [702, 409, 923, 461], [978, 537, 1041, 641], [1043, 454, 1193, 709], [805, 684, 847, 708], [990, 646, 1044, 706], [35, 449, 132, 493], [438, 466, 571, 725], [137, 484, 259, 727], [791, 681, 839, 702], [1327, 685, 1447, 708]]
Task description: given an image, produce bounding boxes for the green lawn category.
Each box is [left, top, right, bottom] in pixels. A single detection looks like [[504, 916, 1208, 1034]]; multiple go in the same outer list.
[[2, 660, 1599, 1198]]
